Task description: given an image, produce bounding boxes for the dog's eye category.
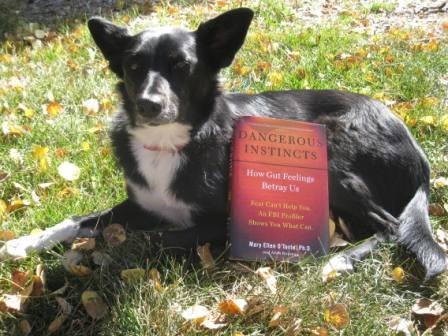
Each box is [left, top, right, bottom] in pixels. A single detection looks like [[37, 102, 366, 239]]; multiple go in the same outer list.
[[129, 63, 139, 71]]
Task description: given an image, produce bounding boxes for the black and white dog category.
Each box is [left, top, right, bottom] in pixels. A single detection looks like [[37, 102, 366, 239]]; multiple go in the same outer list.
[[1, 8, 446, 280]]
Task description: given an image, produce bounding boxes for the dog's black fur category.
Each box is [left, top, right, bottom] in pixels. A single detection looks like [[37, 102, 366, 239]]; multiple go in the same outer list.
[[2, 8, 445, 280]]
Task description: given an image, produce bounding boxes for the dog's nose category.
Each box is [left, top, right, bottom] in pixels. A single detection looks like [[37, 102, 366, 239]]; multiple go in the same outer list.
[[136, 96, 162, 118]]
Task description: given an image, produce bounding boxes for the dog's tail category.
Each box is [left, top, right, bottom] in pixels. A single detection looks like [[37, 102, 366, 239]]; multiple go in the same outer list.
[[397, 186, 447, 280]]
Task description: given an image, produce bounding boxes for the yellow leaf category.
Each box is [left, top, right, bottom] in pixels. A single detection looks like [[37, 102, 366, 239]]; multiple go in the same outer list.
[[149, 268, 164, 292], [197, 243, 215, 269], [66, 59, 77, 70], [8, 199, 29, 212], [391, 267, 405, 284], [58, 187, 79, 197], [268, 305, 288, 327], [234, 63, 251, 76], [268, 72, 283, 86], [81, 141, 90, 151], [420, 115, 436, 126], [100, 97, 113, 111], [1, 122, 24, 137], [324, 303, 350, 330], [62, 250, 91, 276], [120, 268, 145, 283], [81, 291, 108, 320], [46, 101, 63, 117], [310, 326, 329, 336], [102, 223, 126, 247], [255, 266, 277, 294], [32, 145, 49, 159], [329, 218, 336, 240], [71, 237, 95, 251], [68, 264, 92, 277], [218, 299, 249, 316], [440, 114, 448, 131], [181, 305, 210, 324], [57, 162, 80, 181], [0, 229, 15, 241]]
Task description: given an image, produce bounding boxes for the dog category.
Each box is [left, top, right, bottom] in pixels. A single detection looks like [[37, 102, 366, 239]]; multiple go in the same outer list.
[[1, 8, 446, 280]]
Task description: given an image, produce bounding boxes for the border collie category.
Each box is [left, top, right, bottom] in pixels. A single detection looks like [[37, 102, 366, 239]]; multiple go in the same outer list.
[[1, 8, 446, 280]]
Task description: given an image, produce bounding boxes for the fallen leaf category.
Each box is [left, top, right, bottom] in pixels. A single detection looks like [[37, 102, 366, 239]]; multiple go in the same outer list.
[[57, 162, 81, 181], [268, 305, 288, 327], [0, 230, 15, 241], [71, 237, 96, 251], [218, 299, 249, 316], [91, 251, 112, 267], [1, 122, 24, 137], [48, 297, 72, 333], [82, 98, 100, 115], [121, 268, 145, 283], [429, 203, 446, 217], [102, 223, 126, 247], [391, 267, 405, 284], [284, 318, 302, 335], [46, 101, 63, 117], [329, 218, 336, 240], [255, 266, 277, 294], [197, 243, 215, 269], [412, 298, 444, 328], [386, 317, 413, 336], [32, 265, 45, 296], [309, 326, 329, 336], [62, 250, 92, 276], [11, 270, 30, 291], [330, 233, 350, 248], [81, 291, 107, 320], [0, 275, 35, 313], [181, 305, 210, 325], [8, 199, 30, 212], [58, 187, 79, 197], [0, 171, 8, 182], [32, 145, 49, 172], [200, 319, 227, 330], [149, 268, 164, 292], [433, 177, 448, 189], [324, 303, 350, 330], [18, 319, 32, 335]]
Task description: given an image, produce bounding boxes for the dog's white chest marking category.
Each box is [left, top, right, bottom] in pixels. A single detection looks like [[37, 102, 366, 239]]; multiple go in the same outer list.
[[128, 123, 195, 227]]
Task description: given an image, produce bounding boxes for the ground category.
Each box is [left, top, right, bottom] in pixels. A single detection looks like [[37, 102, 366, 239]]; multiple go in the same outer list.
[[0, 1, 447, 335]]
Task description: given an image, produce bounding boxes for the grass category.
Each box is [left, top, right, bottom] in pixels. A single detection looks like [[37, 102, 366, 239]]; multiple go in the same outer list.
[[0, 1, 447, 335]]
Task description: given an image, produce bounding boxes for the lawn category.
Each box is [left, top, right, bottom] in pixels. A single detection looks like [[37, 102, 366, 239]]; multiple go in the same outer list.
[[0, 1, 447, 335]]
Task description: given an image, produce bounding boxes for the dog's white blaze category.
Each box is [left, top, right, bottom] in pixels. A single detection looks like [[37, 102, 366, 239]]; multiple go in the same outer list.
[[0, 219, 79, 258], [128, 123, 195, 227]]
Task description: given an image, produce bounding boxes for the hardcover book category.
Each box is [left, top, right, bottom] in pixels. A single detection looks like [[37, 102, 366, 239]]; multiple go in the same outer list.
[[229, 116, 329, 261]]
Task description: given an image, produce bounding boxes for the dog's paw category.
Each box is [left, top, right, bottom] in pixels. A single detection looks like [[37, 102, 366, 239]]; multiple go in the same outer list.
[[321, 254, 354, 282], [0, 234, 40, 260]]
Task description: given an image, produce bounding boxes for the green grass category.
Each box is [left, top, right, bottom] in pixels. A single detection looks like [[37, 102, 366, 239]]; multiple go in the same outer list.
[[1, 1, 448, 335]]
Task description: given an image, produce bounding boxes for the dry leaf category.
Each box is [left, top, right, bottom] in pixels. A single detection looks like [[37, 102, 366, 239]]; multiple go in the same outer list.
[[81, 291, 107, 320], [149, 268, 164, 292], [218, 299, 249, 316], [181, 305, 210, 325], [48, 297, 72, 333], [91, 251, 112, 267], [268, 305, 289, 327], [18, 319, 32, 335], [324, 303, 350, 330], [62, 250, 92, 276], [391, 267, 405, 284], [329, 218, 336, 240], [309, 326, 329, 336], [284, 318, 302, 336], [102, 223, 126, 247], [32, 264, 45, 296], [0, 230, 15, 241], [433, 177, 448, 189], [121, 268, 145, 283], [57, 162, 81, 181], [8, 199, 30, 212], [200, 319, 227, 330], [330, 233, 349, 248], [197, 243, 215, 269], [46, 101, 63, 117], [82, 98, 99, 115], [412, 299, 444, 328], [0, 275, 35, 313], [255, 266, 277, 294], [429, 203, 446, 217], [71, 237, 96, 251], [11, 270, 30, 291], [386, 317, 413, 336]]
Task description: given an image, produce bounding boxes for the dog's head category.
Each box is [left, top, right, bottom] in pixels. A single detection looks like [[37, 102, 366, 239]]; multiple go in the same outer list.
[[88, 8, 253, 127]]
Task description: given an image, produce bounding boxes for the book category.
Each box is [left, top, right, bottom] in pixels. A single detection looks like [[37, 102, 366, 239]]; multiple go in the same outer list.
[[229, 116, 329, 262]]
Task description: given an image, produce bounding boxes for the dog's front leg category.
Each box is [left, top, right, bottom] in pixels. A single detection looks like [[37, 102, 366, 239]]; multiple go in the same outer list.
[[0, 199, 163, 259]]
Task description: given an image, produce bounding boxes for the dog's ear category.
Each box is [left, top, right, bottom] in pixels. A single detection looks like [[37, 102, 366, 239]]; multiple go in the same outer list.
[[196, 8, 254, 71], [88, 17, 130, 77]]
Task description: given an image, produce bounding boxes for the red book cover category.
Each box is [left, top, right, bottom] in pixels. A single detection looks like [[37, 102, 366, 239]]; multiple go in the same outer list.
[[229, 116, 329, 261]]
